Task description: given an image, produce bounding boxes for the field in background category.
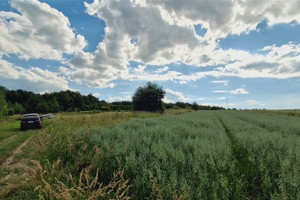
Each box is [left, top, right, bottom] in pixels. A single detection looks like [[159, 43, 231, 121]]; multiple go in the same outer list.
[[0, 109, 300, 199], [251, 109, 300, 117]]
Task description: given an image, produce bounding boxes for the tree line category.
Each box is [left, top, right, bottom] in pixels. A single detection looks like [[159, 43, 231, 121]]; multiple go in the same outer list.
[[0, 84, 224, 117]]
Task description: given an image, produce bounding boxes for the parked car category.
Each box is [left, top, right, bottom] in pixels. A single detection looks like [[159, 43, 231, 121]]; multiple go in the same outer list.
[[20, 113, 42, 131], [40, 114, 56, 120]]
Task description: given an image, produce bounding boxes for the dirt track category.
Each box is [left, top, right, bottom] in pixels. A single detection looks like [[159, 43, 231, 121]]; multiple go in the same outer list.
[[1, 136, 33, 167]]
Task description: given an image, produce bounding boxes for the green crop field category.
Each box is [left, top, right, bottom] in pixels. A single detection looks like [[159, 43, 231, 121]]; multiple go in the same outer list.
[[1, 110, 300, 199]]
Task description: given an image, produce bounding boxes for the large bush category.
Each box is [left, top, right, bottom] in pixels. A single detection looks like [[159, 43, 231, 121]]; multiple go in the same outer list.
[[132, 82, 165, 113]]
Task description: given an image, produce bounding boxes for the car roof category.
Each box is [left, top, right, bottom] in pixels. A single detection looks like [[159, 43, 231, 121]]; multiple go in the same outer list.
[[22, 113, 38, 116], [22, 113, 39, 118]]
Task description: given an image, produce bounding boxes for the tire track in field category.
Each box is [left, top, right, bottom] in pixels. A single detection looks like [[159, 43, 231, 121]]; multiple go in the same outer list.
[[1, 136, 33, 167], [0, 135, 17, 146], [217, 115, 263, 199]]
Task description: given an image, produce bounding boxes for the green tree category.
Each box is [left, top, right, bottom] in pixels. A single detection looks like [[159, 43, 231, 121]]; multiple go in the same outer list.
[[25, 95, 43, 113], [132, 82, 165, 113], [36, 101, 49, 114], [12, 103, 26, 114], [0, 89, 8, 117], [48, 98, 60, 113], [191, 102, 199, 110]]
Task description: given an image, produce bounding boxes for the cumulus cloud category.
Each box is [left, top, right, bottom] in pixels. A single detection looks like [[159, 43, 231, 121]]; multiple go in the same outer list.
[[221, 43, 300, 79], [147, 0, 300, 38], [76, 0, 300, 87], [154, 66, 169, 73], [65, 0, 211, 87], [163, 89, 192, 103], [60, 66, 116, 89], [0, 0, 86, 60], [230, 88, 249, 95], [3, 0, 300, 90], [56, 0, 300, 88], [0, 59, 70, 93], [85, 0, 201, 64]]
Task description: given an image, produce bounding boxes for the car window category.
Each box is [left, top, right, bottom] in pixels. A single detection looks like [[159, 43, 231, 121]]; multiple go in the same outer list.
[[22, 116, 39, 120]]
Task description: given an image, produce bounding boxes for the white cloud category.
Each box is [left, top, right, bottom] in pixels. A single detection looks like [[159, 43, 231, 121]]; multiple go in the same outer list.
[[85, 0, 201, 64], [212, 88, 249, 95], [60, 66, 116, 89], [124, 66, 233, 84], [247, 100, 260, 105], [120, 92, 132, 95], [211, 80, 228, 86], [217, 97, 227, 100], [230, 88, 249, 95], [218, 43, 300, 79], [163, 89, 192, 103], [0, 59, 70, 93], [93, 93, 100, 98], [154, 66, 169, 73], [212, 90, 229, 94], [63, 0, 300, 88], [197, 97, 205, 101], [147, 0, 300, 38], [0, 0, 86, 60], [107, 95, 132, 103], [2, 0, 300, 90], [69, 0, 213, 87]]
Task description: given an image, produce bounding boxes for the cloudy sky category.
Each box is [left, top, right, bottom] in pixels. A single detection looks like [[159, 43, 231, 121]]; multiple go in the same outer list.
[[1, 0, 300, 109]]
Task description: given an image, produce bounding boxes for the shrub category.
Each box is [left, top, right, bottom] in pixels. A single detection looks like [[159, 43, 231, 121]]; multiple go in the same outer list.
[[132, 82, 165, 113], [101, 106, 110, 111]]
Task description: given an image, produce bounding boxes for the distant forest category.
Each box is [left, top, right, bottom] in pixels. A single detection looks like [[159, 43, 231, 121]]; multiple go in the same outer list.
[[0, 86, 224, 116]]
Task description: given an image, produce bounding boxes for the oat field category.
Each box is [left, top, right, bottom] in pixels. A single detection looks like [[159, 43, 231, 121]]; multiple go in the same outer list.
[[1, 110, 300, 199]]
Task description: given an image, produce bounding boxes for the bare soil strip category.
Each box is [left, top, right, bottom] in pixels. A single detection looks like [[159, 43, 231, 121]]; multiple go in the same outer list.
[[1, 136, 33, 167], [0, 135, 17, 146]]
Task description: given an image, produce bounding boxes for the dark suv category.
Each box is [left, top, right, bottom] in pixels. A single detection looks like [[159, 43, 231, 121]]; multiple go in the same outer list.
[[20, 113, 42, 131]]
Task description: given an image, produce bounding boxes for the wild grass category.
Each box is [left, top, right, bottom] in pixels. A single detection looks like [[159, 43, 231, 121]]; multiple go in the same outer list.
[[42, 111, 161, 136], [31, 159, 131, 200], [0, 116, 21, 142]]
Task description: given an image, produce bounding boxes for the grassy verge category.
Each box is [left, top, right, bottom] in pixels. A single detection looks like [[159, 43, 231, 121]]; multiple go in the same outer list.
[[0, 115, 42, 162], [0, 116, 21, 142]]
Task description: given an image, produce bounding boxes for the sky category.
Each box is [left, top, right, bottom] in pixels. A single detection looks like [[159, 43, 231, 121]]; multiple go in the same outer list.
[[0, 0, 300, 109]]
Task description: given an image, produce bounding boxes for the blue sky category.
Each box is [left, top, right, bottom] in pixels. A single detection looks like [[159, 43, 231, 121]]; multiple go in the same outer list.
[[0, 0, 300, 109]]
